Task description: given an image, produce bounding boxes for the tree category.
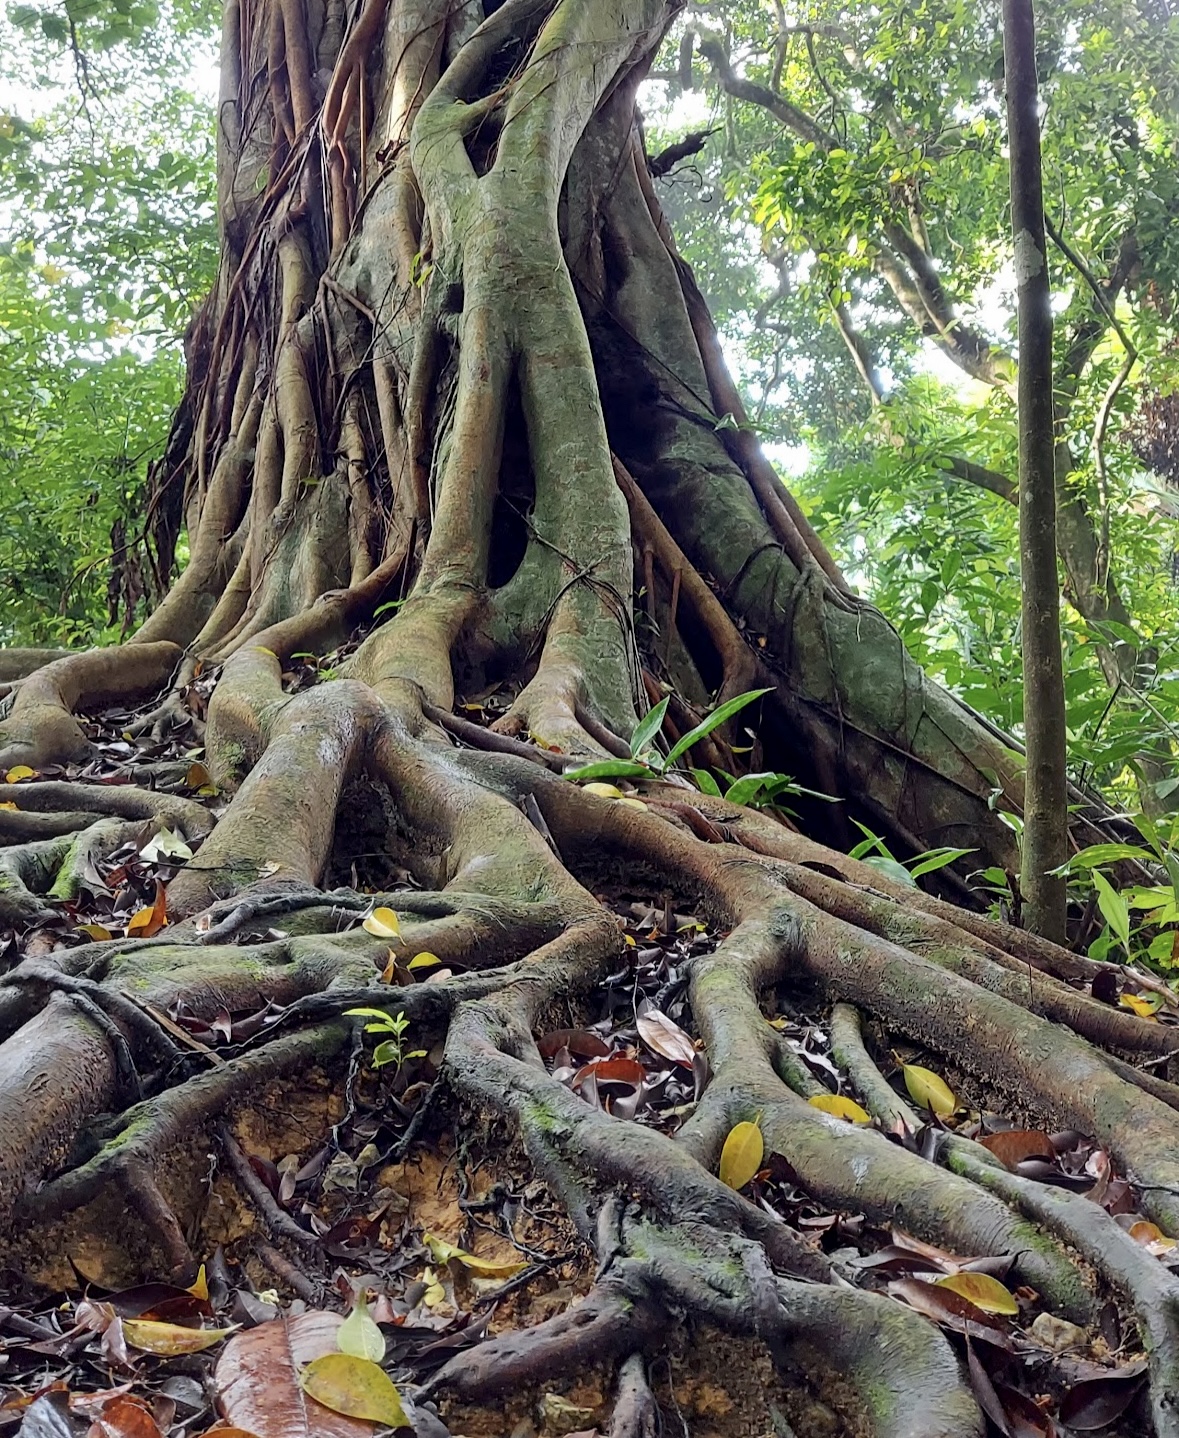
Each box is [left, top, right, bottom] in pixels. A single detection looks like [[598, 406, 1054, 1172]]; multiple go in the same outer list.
[[670, 0, 1179, 813], [1, 3, 1179, 1434], [1004, 0, 1068, 939]]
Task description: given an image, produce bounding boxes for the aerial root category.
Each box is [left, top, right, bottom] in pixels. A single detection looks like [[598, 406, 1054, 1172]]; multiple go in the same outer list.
[[0, 962, 183, 1067], [443, 990, 832, 1284], [827, 1001, 918, 1136], [422, 1196, 981, 1438], [774, 857, 1179, 1059], [793, 999, 1179, 1436], [170, 675, 383, 917], [421, 1266, 663, 1402]]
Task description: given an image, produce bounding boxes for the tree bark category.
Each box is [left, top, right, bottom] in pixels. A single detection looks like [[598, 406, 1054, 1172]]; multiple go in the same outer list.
[[1004, 0, 1068, 940]]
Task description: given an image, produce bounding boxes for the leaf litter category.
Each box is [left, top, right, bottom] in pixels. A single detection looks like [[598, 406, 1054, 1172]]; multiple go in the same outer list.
[[0, 721, 1167, 1437]]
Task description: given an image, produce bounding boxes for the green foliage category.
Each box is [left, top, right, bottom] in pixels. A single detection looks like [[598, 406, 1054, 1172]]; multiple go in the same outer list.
[[342, 1008, 427, 1072], [565, 688, 772, 784], [0, 0, 217, 643], [1054, 815, 1179, 973], [650, 0, 1179, 806], [846, 819, 975, 890]]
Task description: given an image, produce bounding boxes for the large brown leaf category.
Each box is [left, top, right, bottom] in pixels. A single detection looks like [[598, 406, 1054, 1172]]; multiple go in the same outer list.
[[213, 1311, 370, 1438]]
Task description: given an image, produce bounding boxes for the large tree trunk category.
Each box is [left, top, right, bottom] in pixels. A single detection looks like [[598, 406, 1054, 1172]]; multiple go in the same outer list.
[[0, 3, 1177, 1434]]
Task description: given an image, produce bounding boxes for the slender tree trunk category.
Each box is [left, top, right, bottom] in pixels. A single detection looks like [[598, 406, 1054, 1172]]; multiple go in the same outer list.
[[1004, 0, 1068, 942]]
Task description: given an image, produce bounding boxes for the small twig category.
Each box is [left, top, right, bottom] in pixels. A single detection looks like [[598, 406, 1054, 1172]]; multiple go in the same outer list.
[[216, 1122, 321, 1247], [255, 1239, 323, 1303]]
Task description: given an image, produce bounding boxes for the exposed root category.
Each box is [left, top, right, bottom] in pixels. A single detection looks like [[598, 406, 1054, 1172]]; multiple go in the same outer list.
[[0, 642, 183, 769]]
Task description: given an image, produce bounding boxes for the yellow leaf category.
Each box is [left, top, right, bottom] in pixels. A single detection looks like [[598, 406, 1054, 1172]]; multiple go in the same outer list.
[[422, 1232, 528, 1278], [408, 952, 441, 970], [122, 1318, 235, 1354], [4, 765, 34, 783], [187, 1264, 208, 1301], [1120, 992, 1162, 1018], [362, 907, 401, 939], [617, 797, 648, 810], [0, 801, 17, 811], [300, 1353, 408, 1428], [76, 923, 113, 942], [583, 782, 624, 798], [903, 1064, 957, 1116], [808, 1094, 872, 1124], [934, 1272, 1019, 1316], [623, 934, 636, 947], [1129, 1220, 1177, 1250], [185, 761, 214, 791], [123, 879, 167, 938], [719, 1120, 764, 1190]]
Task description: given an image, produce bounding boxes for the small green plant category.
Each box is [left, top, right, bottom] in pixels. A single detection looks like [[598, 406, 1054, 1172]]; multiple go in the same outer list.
[[343, 1007, 427, 1071], [686, 766, 835, 817], [846, 820, 975, 889], [564, 688, 772, 785], [1052, 814, 1179, 972]]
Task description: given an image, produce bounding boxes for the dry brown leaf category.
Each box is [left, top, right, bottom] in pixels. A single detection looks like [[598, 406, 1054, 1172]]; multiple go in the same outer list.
[[636, 1009, 697, 1068], [214, 1311, 370, 1438], [978, 1130, 1056, 1170]]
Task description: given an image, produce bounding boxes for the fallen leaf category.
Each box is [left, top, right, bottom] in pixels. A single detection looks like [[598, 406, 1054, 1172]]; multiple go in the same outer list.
[[572, 1056, 645, 1090], [407, 952, 440, 970], [537, 1029, 610, 1060], [808, 1093, 872, 1124], [966, 1338, 1014, 1437], [336, 1299, 384, 1362], [77, 923, 114, 942], [122, 1318, 235, 1354], [636, 1009, 697, 1068], [582, 783, 624, 798], [185, 761, 213, 790], [1128, 1220, 1177, 1252], [126, 881, 167, 938], [0, 800, 17, 810], [993, 1383, 1054, 1437], [1119, 992, 1162, 1018], [888, 1278, 1014, 1347], [1058, 1368, 1148, 1430], [719, 1120, 764, 1190], [300, 1354, 407, 1429], [5, 765, 35, 783], [83, 1393, 166, 1437], [902, 1064, 956, 1115], [421, 1232, 528, 1278], [362, 907, 401, 938], [141, 828, 194, 863], [934, 1272, 1019, 1315], [215, 1311, 370, 1438], [979, 1130, 1056, 1169]]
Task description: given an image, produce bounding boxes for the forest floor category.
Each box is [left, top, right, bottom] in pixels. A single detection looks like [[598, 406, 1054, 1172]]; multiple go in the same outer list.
[[0, 667, 1172, 1438]]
